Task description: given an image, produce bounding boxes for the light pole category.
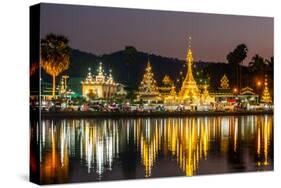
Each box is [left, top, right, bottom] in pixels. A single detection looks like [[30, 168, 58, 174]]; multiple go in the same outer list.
[[256, 80, 262, 104]]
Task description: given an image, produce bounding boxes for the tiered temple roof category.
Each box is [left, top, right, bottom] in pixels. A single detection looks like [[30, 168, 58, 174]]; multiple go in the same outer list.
[[137, 59, 161, 101], [81, 62, 116, 85]]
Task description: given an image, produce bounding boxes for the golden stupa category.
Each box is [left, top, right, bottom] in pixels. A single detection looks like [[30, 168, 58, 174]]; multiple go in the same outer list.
[[178, 37, 200, 104], [201, 83, 215, 104]]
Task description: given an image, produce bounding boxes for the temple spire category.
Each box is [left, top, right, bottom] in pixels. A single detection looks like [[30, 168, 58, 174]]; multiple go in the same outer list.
[[188, 36, 192, 49], [187, 36, 194, 81], [178, 36, 200, 103], [97, 62, 104, 76]]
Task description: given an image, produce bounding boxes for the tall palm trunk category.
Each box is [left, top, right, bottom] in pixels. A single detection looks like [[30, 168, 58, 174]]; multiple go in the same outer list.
[[52, 74, 56, 97], [239, 65, 242, 90], [236, 65, 241, 91]]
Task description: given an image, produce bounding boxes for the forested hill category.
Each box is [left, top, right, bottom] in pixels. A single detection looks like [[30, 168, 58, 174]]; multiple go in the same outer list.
[[41, 46, 239, 90], [66, 46, 187, 89]]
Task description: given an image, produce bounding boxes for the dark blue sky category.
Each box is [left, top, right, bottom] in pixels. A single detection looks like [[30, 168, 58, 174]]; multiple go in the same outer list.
[[40, 3, 273, 63]]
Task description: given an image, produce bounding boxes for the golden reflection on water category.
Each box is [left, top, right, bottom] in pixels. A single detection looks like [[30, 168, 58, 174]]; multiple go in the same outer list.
[[256, 115, 273, 167], [37, 115, 273, 182]]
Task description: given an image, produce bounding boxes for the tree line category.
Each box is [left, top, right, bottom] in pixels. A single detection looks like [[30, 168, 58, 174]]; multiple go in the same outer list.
[[37, 34, 273, 98]]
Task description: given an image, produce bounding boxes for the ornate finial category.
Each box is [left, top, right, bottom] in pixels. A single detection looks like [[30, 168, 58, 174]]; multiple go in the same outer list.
[[87, 67, 92, 76], [97, 62, 103, 75], [188, 36, 192, 49], [147, 55, 151, 67], [108, 69, 113, 82], [186, 36, 193, 63]]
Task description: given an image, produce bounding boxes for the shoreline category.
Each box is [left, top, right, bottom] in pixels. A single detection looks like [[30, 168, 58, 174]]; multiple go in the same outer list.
[[40, 110, 273, 119]]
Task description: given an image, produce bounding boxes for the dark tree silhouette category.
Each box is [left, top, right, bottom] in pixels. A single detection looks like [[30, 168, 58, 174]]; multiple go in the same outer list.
[[226, 44, 248, 91], [124, 46, 138, 85], [266, 56, 274, 74], [249, 54, 266, 76]]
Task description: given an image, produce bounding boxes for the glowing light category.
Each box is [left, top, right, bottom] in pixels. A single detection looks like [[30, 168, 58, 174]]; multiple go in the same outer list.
[[137, 58, 160, 101], [261, 75, 272, 103], [81, 62, 119, 99], [178, 37, 200, 104]]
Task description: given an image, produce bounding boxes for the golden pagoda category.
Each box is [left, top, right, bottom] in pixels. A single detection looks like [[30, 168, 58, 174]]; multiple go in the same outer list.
[[178, 37, 200, 104], [201, 83, 215, 104], [216, 74, 232, 101], [261, 75, 272, 103], [164, 85, 179, 104], [220, 74, 230, 89], [58, 75, 69, 95], [137, 58, 161, 102], [159, 75, 174, 97]]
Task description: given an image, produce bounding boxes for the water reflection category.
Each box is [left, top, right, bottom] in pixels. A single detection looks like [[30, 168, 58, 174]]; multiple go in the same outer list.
[[33, 115, 273, 184]]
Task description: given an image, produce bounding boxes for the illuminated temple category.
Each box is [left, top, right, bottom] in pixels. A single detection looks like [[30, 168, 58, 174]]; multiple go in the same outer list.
[[81, 62, 118, 99], [178, 37, 213, 104], [137, 37, 214, 105], [137, 59, 161, 102]]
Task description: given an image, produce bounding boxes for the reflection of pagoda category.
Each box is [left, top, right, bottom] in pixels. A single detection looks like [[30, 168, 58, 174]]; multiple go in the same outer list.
[[178, 37, 200, 104]]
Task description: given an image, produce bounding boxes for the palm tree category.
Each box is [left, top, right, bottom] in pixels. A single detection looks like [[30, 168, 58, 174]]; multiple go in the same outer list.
[[249, 54, 266, 76], [124, 46, 137, 85], [227, 44, 248, 90], [249, 54, 266, 95], [41, 34, 70, 97], [265, 56, 274, 73]]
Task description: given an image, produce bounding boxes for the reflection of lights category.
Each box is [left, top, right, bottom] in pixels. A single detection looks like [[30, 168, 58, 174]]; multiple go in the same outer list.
[[256, 115, 272, 167], [234, 118, 238, 152], [257, 125, 261, 156], [264, 116, 268, 166], [42, 121, 46, 147], [38, 115, 273, 182], [96, 141, 103, 175]]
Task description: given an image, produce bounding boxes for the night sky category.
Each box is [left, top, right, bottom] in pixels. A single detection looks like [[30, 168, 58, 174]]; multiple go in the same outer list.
[[40, 3, 273, 64]]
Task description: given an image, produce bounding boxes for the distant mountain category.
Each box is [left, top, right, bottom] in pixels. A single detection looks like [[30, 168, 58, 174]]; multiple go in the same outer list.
[[66, 47, 186, 90], [41, 46, 245, 92]]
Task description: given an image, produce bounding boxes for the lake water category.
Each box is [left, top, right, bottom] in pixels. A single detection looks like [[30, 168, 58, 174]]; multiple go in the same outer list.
[[30, 115, 273, 184]]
